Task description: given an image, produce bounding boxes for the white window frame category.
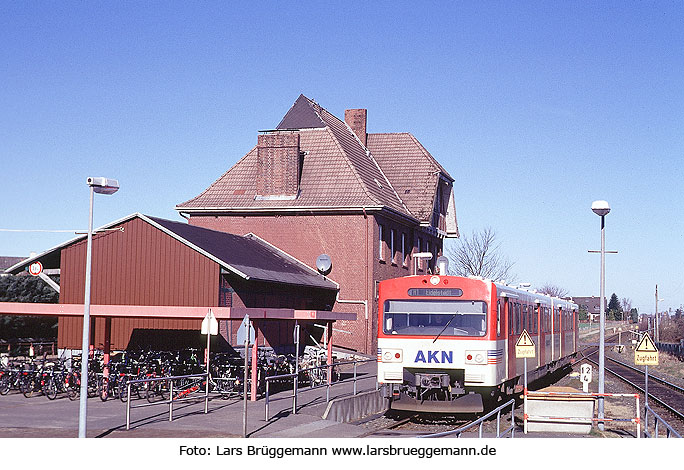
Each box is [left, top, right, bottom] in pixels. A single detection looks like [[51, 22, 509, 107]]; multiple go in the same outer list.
[[390, 228, 396, 264], [401, 233, 407, 267]]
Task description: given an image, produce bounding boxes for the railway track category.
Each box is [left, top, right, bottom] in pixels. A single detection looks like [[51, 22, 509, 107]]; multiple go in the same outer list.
[[580, 346, 684, 435], [356, 412, 479, 438]]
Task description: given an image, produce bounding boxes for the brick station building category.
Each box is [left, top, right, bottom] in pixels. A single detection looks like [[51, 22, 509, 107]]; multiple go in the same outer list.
[[176, 95, 459, 354]]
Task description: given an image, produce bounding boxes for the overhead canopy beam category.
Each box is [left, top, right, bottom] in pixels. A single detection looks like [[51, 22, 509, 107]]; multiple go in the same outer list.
[[37, 272, 60, 294], [0, 302, 356, 322]]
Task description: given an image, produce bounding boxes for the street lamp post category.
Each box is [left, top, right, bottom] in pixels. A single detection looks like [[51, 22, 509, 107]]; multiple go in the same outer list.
[[79, 177, 119, 438], [655, 285, 664, 342], [591, 200, 610, 432]]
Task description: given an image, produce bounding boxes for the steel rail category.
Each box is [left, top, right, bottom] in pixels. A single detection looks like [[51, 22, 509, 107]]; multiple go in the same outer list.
[[582, 351, 684, 423]]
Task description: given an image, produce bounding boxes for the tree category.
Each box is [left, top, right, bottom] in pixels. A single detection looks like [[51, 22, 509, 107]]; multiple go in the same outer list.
[[444, 227, 516, 283], [538, 284, 569, 298], [607, 293, 623, 321], [578, 304, 589, 321]]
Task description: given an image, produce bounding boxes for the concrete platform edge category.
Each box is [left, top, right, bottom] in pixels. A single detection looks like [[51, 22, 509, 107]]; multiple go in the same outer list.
[[321, 390, 387, 422]]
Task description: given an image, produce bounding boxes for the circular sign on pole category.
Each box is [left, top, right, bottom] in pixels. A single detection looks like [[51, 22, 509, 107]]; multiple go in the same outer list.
[[28, 262, 43, 276]]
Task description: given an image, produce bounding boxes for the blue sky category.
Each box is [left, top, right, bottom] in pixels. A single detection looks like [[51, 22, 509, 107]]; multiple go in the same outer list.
[[1, 2, 682, 314]]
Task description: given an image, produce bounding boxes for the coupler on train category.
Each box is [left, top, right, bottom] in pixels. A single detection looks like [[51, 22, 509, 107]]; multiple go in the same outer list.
[[384, 370, 484, 414]]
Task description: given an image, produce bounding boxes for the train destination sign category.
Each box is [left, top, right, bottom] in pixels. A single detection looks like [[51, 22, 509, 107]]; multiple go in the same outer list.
[[515, 329, 536, 358], [634, 333, 659, 366], [407, 288, 463, 297]]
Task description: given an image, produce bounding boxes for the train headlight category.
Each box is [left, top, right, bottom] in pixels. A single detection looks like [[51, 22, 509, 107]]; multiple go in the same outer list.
[[465, 351, 487, 365], [381, 349, 403, 363]]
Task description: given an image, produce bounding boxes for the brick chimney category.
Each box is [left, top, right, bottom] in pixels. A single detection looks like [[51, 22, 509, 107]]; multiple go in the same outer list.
[[256, 132, 301, 198], [345, 108, 367, 147]]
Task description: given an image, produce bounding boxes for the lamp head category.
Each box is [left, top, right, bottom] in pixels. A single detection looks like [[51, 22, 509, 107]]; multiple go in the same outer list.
[[87, 177, 119, 195], [591, 200, 610, 217]]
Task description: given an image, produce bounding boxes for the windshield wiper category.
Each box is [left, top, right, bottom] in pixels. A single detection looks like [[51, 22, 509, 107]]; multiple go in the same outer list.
[[433, 314, 458, 343]]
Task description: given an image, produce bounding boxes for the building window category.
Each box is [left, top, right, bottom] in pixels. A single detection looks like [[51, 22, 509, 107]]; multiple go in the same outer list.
[[426, 240, 431, 271], [401, 233, 407, 267], [390, 228, 396, 264], [378, 224, 384, 261], [417, 236, 423, 271]]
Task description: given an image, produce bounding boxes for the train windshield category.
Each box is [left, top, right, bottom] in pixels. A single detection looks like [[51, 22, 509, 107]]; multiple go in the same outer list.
[[383, 299, 487, 337]]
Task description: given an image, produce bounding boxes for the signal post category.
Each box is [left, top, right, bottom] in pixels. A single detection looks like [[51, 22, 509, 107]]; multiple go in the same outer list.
[[516, 329, 535, 434]]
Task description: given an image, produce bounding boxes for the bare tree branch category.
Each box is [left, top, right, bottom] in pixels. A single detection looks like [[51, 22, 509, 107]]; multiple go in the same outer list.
[[538, 284, 569, 298], [444, 227, 516, 283]]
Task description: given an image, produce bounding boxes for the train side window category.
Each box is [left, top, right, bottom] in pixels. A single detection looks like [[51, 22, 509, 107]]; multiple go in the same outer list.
[[497, 300, 501, 336], [511, 303, 516, 335], [515, 303, 521, 335], [555, 308, 560, 333], [543, 307, 547, 333], [528, 305, 533, 332]]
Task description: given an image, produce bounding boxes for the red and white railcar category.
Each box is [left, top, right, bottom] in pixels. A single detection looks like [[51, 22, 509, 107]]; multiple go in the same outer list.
[[377, 275, 578, 413]]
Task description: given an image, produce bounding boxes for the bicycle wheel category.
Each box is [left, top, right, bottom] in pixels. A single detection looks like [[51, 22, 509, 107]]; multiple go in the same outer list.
[[0, 374, 10, 395], [117, 377, 129, 402], [21, 376, 36, 398], [87, 372, 98, 398], [158, 379, 169, 400], [98, 376, 109, 401], [146, 380, 160, 403], [44, 377, 58, 400], [66, 373, 79, 401]]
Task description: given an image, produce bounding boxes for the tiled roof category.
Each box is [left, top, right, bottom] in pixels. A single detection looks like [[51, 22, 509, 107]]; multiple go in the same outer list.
[[0, 256, 25, 271], [177, 95, 453, 226], [367, 133, 452, 221]]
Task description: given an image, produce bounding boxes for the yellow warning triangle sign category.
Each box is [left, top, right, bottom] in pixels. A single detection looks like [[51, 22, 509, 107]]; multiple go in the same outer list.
[[635, 333, 658, 352], [516, 329, 534, 347]]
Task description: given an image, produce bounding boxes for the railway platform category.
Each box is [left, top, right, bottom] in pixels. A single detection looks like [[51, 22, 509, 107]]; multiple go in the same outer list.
[[0, 386, 613, 439], [0, 360, 382, 439]]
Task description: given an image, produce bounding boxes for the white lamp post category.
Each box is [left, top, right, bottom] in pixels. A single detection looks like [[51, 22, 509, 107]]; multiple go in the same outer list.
[[655, 286, 664, 342], [591, 200, 610, 431], [79, 177, 119, 438]]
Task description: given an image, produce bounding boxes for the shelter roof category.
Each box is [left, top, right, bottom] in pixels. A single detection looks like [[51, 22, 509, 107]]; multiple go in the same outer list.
[[4, 213, 338, 291]]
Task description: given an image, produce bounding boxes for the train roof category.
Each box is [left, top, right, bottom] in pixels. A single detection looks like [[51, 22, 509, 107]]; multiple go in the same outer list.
[[492, 280, 577, 309]]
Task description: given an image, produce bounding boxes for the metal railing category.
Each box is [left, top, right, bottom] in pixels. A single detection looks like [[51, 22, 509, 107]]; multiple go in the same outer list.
[[418, 399, 517, 438], [264, 357, 377, 420], [125, 372, 210, 430], [644, 404, 682, 438]]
